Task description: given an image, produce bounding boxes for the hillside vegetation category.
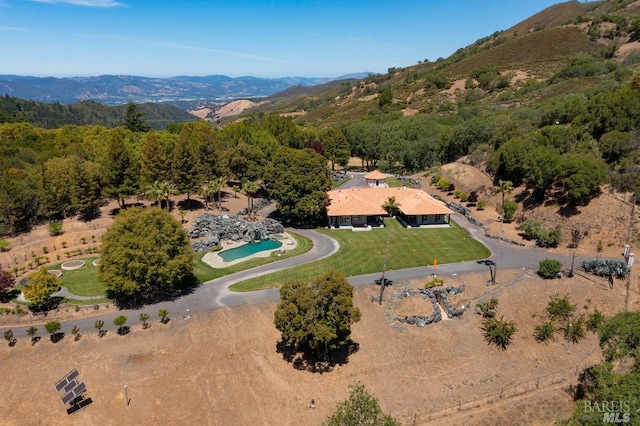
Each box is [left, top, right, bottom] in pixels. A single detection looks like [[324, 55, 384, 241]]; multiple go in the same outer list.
[[0, 96, 200, 130]]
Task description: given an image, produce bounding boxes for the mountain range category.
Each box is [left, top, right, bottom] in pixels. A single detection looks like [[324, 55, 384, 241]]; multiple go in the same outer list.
[[0, 73, 371, 106]]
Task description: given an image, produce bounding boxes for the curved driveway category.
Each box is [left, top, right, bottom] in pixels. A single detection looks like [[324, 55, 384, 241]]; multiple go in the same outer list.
[[0, 199, 584, 335]]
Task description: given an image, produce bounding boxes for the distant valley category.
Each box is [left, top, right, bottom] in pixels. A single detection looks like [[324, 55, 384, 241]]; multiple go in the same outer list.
[[0, 73, 370, 107]]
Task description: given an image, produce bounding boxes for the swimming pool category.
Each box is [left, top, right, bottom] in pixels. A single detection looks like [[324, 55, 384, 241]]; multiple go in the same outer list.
[[218, 239, 283, 262]]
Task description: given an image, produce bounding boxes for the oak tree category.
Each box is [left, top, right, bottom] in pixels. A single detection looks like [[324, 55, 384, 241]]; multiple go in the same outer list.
[[98, 207, 194, 302]]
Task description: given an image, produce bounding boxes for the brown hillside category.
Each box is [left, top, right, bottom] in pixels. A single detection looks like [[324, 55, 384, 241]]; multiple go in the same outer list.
[[447, 27, 603, 79]]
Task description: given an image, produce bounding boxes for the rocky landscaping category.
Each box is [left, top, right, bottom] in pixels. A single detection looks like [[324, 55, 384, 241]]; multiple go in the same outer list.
[[189, 213, 284, 252]]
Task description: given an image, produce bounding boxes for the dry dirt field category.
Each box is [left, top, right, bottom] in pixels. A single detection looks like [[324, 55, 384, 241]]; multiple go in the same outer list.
[[0, 268, 626, 425], [0, 168, 637, 425]]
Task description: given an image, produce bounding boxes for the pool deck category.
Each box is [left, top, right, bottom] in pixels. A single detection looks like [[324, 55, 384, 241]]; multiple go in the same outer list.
[[201, 232, 298, 269]]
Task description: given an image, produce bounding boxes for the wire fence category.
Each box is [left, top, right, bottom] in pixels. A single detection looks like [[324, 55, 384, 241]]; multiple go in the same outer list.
[[405, 348, 600, 425]]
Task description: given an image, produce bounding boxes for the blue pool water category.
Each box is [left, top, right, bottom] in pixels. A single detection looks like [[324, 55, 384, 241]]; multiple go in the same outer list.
[[218, 239, 283, 262]]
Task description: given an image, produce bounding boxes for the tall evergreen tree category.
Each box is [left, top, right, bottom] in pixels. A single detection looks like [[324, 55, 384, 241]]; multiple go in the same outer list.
[[123, 102, 150, 133], [172, 129, 201, 209], [102, 128, 138, 208], [140, 132, 167, 186]]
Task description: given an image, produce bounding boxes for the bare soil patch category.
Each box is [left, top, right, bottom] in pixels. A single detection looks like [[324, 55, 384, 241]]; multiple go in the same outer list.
[[0, 269, 625, 425], [416, 161, 640, 260]]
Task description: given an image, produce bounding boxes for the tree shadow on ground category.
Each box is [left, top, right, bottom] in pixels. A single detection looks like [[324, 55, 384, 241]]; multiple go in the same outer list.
[[50, 332, 65, 343], [177, 199, 204, 212], [276, 339, 360, 374], [28, 296, 65, 314], [109, 273, 198, 309], [0, 289, 20, 303]]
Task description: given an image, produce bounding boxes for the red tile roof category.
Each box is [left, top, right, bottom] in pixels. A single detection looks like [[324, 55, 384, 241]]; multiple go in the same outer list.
[[326, 187, 454, 217], [364, 170, 388, 180]]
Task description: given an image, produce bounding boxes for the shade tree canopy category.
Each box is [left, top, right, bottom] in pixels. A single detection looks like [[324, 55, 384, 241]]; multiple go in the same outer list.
[[263, 147, 331, 224], [98, 207, 194, 303], [274, 270, 361, 366]]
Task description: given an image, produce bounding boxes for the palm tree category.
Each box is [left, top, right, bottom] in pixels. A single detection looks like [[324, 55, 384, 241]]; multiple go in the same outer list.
[[200, 182, 215, 211], [26, 325, 38, 345], [492, 180, 514, 285], [71, 325, 80, 341], [158, 309, 169, 324], [140, 313, 150, 329], [381, 196, 400, 218], [155, 180, 174, 212], [241, 180, 260, 218], [211, 176, 227, 211], [94, 319, 105, 337], [4, 329, 15, 346], [143, 180, 164, 208]]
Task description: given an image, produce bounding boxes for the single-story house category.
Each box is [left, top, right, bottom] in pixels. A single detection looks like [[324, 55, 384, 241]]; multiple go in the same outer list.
[[326, 186, 454, 229]]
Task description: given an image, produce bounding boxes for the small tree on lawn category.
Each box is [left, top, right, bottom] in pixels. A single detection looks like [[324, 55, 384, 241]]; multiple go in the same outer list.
[[158, 309, 169, 324], [94, 319, 105, 337], [22, 267, 60, 311], [114, 315, 128, 335], [4, 329, 15, 346], [71, 325, 80, 341], [27, 326, 38, 345], [140, 313, 150, 329], [324, 382, 399, 426], [45, 321, 62, 343]]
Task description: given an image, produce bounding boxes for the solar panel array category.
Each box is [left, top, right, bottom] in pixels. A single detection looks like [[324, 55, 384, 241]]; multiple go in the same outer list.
[[55, 369, 91, 413]]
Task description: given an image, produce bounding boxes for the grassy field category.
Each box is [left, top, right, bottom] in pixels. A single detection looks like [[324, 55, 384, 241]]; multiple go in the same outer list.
[[230, 218, 490, 292], [54, 257, 104, 296], [38, 232, 313, 300]]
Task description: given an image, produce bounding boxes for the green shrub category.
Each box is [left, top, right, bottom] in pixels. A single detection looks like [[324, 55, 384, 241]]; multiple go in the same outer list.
[[48, 221, 63, 236], [534, 321, 556, 343], [499, 199, 518, 223], [482, 316, 517, 349], [547, 295, 576, 321], [425, 276, 444, 289], [586, 308, 605, 332], [210, 244, 223, 252], [436, 177, 451, 191], [538, 259, 562, 279], [517, 220, 562, 247], [476, 298, 499, 318], [459, 192, 469, 202], [562, 316, 586, 343], [476, 200, 486, 210]]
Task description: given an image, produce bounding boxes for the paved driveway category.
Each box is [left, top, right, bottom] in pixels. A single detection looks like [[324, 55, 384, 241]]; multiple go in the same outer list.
[[0, 210, 583, 335]]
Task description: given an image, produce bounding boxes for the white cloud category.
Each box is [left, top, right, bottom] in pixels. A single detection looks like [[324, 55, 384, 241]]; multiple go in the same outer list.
[[151, 41, 290, 63], [0, 25, 29, 31], [28, 0, 123, 7]]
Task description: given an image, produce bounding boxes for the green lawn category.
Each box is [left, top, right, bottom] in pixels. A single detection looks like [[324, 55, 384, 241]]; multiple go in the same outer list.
[[230, 218, 490, 292], [37, 232, 313, 299], [193, 231, 313, 282], [53, 257, 105, 296], [385, 176, 417, 188]]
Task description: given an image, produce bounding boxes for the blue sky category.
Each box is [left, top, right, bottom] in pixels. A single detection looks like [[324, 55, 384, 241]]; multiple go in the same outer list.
[[1, 1, 593, 78]]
